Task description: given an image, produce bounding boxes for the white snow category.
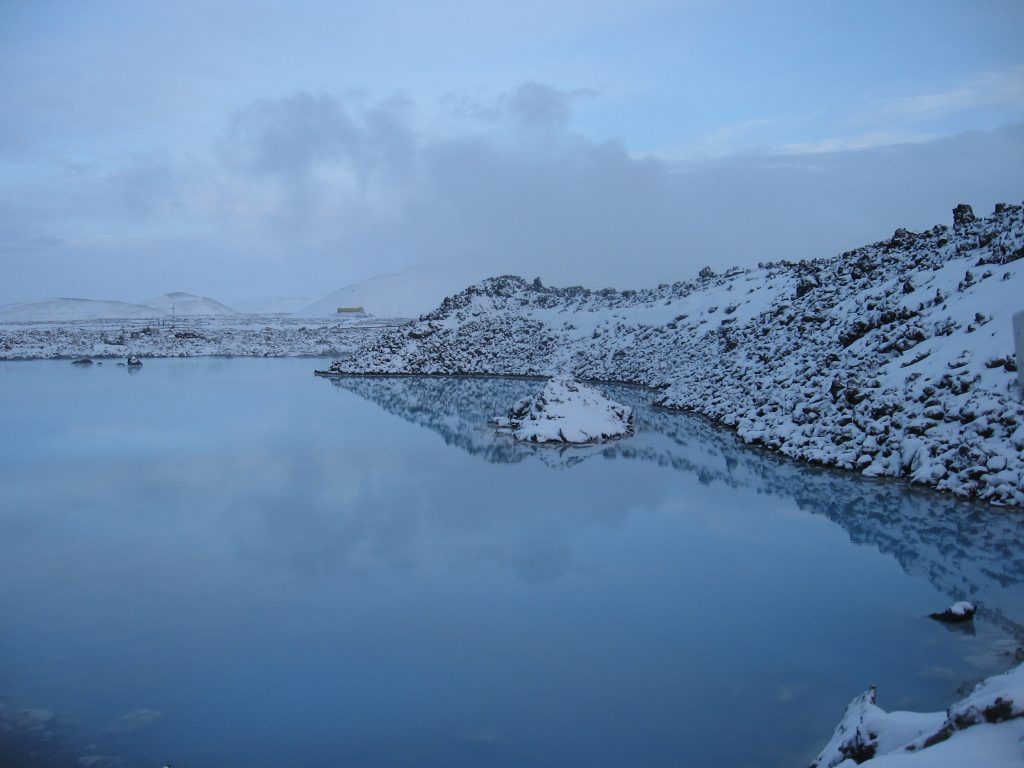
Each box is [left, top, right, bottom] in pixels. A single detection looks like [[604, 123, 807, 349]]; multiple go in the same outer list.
[[813, 662, 1024, 768], [491, 376, 634, 444], [948, 601, 976, 616]]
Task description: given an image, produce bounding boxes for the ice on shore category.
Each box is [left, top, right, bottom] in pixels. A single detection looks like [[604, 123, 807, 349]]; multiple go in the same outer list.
[[490, 376, 634, 444]]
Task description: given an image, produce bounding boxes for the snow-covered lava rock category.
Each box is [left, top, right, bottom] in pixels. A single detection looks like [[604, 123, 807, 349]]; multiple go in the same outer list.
[[490, 377, 634, 444], [328, 202, 1024, 506], [810, 661, 1024, 767], [929, 601, 976, 623]]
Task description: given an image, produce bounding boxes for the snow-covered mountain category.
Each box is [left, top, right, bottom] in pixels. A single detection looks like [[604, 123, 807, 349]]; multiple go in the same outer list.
[[145, 291, 237, 316], [232, 296, 322, 314], [297, 263, 486, 318], [331, 202, 1024, 506], [0, 298, 167, 321]]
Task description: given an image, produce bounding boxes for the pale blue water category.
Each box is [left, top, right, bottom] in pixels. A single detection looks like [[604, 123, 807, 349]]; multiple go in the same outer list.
[[1, 358, 1023, 767]]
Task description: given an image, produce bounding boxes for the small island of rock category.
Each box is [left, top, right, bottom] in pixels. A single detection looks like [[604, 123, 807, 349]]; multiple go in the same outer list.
[[490, 376, 634, 444]]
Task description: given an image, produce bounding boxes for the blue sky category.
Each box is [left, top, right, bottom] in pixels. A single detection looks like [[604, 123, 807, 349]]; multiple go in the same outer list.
[[1, 0, 1023, 303]]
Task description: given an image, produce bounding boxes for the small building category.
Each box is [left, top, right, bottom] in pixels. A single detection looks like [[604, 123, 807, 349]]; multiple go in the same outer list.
[[337, 306, 365, 314]]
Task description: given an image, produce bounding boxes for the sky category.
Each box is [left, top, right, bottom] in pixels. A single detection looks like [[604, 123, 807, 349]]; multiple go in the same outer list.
[[1, 0, 1023, 305]]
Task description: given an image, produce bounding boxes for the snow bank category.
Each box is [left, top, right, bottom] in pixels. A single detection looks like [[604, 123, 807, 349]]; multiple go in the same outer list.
[[490, 376, 634, 444], [327, 202, 1024, 506], [812, 662, 1024, 767]]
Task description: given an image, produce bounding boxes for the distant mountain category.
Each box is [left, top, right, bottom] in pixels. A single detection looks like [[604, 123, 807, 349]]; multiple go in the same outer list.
[[298, 264, 486, 318], [232, 296, 322, 314], [0, 298, 167, 321], [145, 292, 237, 316]]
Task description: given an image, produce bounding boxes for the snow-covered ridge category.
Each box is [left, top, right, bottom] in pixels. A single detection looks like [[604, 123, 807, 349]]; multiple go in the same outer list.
[[330, 203, 1024, 506], [491, 376, 634, 443]]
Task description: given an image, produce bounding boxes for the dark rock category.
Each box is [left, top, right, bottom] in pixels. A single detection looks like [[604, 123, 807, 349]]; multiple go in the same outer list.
[[929, 602, 976, 623], [953, 203, 976, 230]]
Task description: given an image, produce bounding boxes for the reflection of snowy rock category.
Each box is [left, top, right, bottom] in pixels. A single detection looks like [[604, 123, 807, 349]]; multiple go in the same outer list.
[[71, 357, 93, 365], [930, 601, 976, 623], [491, 377, 634, 444], [812, 662, 1024, 767], [329, 376, 1024, 640]]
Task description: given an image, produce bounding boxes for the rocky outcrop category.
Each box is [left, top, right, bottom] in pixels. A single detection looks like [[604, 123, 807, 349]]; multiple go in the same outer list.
[[490, 377, 634, 444]]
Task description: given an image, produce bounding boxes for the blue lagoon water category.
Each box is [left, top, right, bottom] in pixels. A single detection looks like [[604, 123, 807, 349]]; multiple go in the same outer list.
[[1, 359, 1023, 766]]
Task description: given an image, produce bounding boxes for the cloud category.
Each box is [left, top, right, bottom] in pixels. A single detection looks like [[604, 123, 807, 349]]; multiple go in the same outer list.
[[779, 130, 941, 156], [1, 84, 1023, 304], [876, 65, 1024, 123]]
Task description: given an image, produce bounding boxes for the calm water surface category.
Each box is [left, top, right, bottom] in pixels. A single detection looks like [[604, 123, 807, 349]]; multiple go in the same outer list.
[[1, 358, 1023, 767]]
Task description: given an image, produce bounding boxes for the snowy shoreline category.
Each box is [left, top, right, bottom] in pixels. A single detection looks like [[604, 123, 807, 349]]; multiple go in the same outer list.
[[322, 203, 1024, 507]]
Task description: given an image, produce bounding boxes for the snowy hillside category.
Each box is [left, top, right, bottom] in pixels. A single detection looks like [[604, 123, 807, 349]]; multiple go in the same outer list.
[[298, 263, 487, 318], [145, 291, 238, 316], [0, 298, 167, 321], [331, 202, 1024, 506], [232, 296, 321, 314]]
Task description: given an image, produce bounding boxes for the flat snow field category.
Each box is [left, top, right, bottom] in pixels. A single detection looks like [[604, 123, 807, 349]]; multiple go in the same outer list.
[[0, 315, 406, 360]]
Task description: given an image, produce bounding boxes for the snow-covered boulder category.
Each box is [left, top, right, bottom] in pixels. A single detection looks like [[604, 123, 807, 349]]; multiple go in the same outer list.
[[491, 377, 634, 444], [811, 662, 1024, 767], [929, 601, 976, 623]]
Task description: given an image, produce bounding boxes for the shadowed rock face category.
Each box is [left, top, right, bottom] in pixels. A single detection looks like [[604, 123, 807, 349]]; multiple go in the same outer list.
[[328, 375, 1024, 640]]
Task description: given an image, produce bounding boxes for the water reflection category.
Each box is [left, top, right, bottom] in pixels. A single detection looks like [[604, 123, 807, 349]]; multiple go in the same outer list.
[[3, 361, 1023, 768], [329, 375, 1024, 640]]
